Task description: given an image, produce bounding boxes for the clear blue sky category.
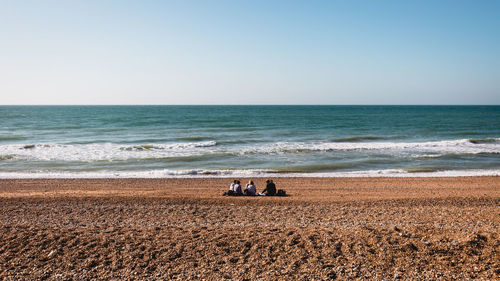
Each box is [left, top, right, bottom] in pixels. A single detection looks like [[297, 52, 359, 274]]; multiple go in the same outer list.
[[1, 0, 499, 105]]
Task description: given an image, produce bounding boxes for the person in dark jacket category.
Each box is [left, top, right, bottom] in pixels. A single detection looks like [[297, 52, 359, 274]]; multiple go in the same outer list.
[[261, 179, 276, 196]]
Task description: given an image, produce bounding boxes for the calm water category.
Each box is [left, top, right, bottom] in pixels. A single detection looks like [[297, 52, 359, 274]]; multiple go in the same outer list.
[[0, 105, 499, 178]]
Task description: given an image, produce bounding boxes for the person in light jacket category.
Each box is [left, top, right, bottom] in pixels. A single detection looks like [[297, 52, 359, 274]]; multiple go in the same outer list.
[[233, 180, 243, 195], [244, 180, 257, 196]]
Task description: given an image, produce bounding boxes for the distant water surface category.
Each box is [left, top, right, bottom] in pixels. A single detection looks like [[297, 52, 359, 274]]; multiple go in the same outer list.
[[0, 105, 499, 178]]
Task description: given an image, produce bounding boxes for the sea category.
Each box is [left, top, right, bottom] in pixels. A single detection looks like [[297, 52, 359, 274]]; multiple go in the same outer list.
[[0, 105, 499, 178]]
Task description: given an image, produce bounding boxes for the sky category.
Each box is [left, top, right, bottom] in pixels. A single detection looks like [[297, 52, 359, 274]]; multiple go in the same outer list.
[[1, 0, 499, 105]]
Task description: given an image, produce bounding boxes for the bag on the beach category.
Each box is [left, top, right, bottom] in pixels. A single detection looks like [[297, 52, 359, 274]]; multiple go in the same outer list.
[[277, 189, 286, 196], [223, 190, 236, 196]]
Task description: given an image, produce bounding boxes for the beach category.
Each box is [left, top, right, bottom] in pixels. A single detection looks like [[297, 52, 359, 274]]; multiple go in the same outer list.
[[2, 0, 500, 278], [0, 177, 498, 280]]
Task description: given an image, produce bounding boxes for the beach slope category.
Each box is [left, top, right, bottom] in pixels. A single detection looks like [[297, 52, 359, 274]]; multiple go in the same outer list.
[[0, 177, 499, 280]]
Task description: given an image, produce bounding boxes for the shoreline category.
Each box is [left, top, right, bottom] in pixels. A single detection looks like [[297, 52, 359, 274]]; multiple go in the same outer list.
[[0, 168, 499, 179]]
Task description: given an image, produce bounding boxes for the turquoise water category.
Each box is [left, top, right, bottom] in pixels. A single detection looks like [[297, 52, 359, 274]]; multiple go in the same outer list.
[[0, 105, 499, 177]]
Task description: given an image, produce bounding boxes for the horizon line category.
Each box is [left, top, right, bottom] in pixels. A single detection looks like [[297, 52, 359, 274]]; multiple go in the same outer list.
[[1, 104, 499, 107]]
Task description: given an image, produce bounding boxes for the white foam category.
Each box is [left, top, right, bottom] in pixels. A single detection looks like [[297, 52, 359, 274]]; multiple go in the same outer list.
[[0, 141, 217, 162], [0, 168, 498, 179], [1, 139, 498, 162], [237, 139, 500, 155]]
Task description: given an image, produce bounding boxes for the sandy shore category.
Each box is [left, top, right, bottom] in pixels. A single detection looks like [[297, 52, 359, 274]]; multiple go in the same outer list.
[[0, 177, 499, 280]]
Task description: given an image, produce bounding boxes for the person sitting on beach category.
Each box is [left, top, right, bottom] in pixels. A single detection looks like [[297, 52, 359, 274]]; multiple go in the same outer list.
[[227, 180, 243, 196], [233, 180, 243, 195], [244, 180, 257, 196], [229, 180, 236, 190], [227, 180, 237, 196], [261, 179, 277, 196]]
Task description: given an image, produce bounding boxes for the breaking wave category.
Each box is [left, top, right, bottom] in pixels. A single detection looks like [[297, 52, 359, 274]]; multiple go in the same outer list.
[[0, 141, 218, 162], [0, 154, 16, 161], [330, 136, 387, 142], [468, 138, 500, 144], [236, 139, 500, 155], [403, 167, 442, 173], [268, 163, 352, 173], [0, 139, 498, 162], [0, 168, 498, 179]]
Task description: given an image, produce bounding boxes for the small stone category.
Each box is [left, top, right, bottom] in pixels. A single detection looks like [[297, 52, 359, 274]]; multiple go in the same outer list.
[[47, 250, 56, 258]]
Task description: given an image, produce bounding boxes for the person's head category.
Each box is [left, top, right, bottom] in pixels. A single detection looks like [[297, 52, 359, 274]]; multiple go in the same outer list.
[[249, 180, 254, 185], [234, 179, 238, 184], [237, 180, 240, 184], [270, 180, 274, 183], [266, 179, 271, 184]]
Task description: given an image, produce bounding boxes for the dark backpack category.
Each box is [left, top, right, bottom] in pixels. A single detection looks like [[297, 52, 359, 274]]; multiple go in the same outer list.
[[277, 189, 287, 196]]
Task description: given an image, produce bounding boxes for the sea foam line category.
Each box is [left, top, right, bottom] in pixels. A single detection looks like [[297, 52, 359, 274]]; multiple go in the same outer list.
[[0, 138, 498, 162], [237, 139, 500, 155], [0, 141, 218, 161], [0, 169, 498, 179]]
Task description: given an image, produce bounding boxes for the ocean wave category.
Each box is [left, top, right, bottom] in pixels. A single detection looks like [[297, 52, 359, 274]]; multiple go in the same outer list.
[[412, 153, 466, 159], [0, 154, 16, 161], [0, 141, 218, 162], [329, 136, 387, 142], [24, 144, 54, 148], [174, 136, 207, 141], [402, 167, 442, 173], [0, 168, 498, 179], [236, 139, 500, 155], [0, 138, 498, 162], [120, 141, 217, 151], [120, 144, 164, 151], [31, 125, 84, 130], [468, 138, 500, 144], [193, 141, 217, 147], [216, 139, 265, 145], [117, 138, 172, 144], [159, 153, 233, 163], [270, 163, 354, 173], [0, 135, 27, 142]]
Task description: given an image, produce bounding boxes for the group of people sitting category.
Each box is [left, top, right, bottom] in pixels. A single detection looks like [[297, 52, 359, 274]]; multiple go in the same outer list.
[[225, 179, 285, 196]]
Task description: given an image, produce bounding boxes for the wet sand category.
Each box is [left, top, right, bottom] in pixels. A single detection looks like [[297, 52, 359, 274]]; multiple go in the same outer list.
[[0, 177, 499, 280]]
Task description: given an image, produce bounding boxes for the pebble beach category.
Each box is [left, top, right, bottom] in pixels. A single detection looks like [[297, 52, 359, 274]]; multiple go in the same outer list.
[[0, 177, 499, 280]]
